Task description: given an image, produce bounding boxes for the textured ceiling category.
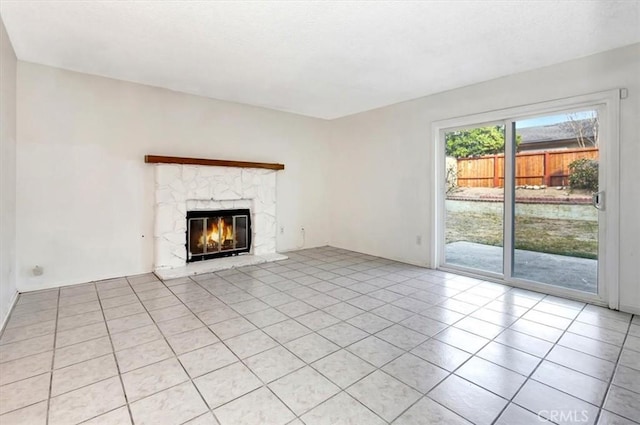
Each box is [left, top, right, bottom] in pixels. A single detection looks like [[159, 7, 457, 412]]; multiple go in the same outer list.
[[1, 1, 639, 119]]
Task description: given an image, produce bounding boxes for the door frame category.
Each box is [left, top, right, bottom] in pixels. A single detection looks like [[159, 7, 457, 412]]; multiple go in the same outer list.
[[431, 90, 620, 308]]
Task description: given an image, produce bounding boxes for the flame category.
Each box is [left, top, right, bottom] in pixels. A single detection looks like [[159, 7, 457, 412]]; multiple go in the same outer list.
[[197, 218, 234, 249]]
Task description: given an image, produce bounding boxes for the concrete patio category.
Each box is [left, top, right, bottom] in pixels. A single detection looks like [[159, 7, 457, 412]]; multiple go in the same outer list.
[[445, 241, 597, 293]]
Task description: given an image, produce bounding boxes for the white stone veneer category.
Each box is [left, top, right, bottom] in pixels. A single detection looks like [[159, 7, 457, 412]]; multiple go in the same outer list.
[[153, 164, 277, 271]]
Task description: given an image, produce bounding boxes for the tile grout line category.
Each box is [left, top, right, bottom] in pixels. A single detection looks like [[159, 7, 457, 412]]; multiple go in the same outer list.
[[44, 288, 61, 425], [131, 273, 249, 424], [381, 285, 531, 423], [226, 264, 443, 422], [95, 280, 137, 425], [388, 286, 595, 424], [341, 267, 488, 423], [189, 266, 395, 423], [188, 272, 328, 424], [258, 270, 392, 423], [487, 298, 589, 425], [162, 262, 556, 420], [500, 304, 636, 423], [597, 315, 635, 424], [2, 250, 638, 425], [194, 269, 373, 424], [21, 284, 632, 420], [255, 273, 489, 423]]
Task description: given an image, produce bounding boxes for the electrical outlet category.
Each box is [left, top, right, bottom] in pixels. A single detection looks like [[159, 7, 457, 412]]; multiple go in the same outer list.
[[416, 235, 422, 245], [280, 226, 284, 234]]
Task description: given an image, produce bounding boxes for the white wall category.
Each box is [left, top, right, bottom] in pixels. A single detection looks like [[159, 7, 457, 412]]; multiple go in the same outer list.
[[13, 43, 640, 313], [16, 63, 330, 291], [0, 17, 18, 324], [329, 44, 640, 313]]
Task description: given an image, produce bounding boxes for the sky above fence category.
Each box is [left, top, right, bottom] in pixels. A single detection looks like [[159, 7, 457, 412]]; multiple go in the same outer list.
[[518, 110, 595, 128]]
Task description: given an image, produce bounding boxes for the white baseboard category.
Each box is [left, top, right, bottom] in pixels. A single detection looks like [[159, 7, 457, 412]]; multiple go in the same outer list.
[[155, 253, 289, 280], [619, 304, 640, 316], [0, 291, 19, 334]]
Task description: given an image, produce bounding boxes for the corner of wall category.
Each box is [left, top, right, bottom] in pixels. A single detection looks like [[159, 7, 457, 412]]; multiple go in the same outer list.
[[0, 17, 19, 324]]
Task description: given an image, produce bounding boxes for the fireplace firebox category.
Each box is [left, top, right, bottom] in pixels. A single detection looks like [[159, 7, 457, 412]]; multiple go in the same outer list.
[[186, 209, 251, 262]]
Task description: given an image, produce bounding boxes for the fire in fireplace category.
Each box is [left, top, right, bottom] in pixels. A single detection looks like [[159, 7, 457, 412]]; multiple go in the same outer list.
[[186, 209, 251, 262]]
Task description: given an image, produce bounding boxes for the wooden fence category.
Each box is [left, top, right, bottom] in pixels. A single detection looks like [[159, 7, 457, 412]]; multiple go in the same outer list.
[[455, 147, 599, 188]]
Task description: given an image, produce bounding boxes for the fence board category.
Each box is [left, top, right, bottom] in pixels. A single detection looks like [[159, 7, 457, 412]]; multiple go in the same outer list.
[[455, 147, 598, 188]]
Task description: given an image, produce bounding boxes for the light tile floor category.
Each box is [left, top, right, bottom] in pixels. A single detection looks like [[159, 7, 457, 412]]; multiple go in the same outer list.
[[1, 246, 639, 425]]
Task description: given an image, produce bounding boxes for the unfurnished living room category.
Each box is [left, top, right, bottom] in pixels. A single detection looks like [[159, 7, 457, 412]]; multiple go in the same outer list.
[[0, 1, 639, 424]]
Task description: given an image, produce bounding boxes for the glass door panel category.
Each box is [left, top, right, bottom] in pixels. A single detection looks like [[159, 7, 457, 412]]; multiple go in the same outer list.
[[444, 125, 505, 275], [511, 110, 599, 293]]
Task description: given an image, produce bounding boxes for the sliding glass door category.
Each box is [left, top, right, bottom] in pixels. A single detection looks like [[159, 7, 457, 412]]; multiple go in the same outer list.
[[510, 110, 600, 293], [444, 123, 505, 276], [437, 91, 618, 305]]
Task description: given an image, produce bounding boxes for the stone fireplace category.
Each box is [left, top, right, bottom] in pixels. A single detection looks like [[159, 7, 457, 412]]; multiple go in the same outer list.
[[150, 157, 287, 278]]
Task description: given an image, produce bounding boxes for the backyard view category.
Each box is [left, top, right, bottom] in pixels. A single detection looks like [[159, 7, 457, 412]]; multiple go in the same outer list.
[[446, 186, 597, 259], [444, 110, 599, 292], [446, 189, 597, 259]]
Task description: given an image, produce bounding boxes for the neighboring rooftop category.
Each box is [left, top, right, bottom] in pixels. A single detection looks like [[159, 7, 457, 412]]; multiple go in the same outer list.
[[518, 119, 597, 145]]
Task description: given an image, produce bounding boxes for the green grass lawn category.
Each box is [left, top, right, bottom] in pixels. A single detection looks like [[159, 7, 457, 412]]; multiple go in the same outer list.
[[445, 210, 597, 259]]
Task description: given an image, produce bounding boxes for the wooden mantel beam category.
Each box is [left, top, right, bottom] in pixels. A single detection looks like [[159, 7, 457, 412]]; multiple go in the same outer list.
[[144, 155, 285, 170]]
